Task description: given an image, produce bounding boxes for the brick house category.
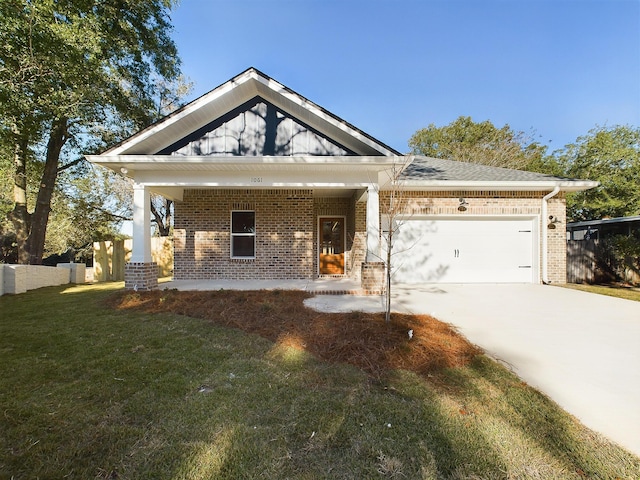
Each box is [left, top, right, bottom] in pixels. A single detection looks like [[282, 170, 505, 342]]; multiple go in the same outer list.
[[87, 68, 597, 291]]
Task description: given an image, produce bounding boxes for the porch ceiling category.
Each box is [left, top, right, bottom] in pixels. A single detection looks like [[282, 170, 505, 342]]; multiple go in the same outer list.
[[148, 186, 361, 200]]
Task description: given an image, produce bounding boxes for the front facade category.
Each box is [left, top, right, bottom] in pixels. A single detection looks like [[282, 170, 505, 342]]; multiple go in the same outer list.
[[173, 189, 368, 281], [88, 68, 597, 292]]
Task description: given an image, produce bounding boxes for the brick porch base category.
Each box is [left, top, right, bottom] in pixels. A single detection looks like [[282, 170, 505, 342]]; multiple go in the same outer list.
[[124, 262, 158, 291], [361, 262, 386, 295]]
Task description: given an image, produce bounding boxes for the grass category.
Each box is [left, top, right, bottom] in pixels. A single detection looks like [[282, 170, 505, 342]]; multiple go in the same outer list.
[[1, 283, 638, 479], [560, 283, 640, 302]]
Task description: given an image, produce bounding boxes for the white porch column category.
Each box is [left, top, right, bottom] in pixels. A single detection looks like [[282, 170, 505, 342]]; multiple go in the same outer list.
[[366, 184, 381, 261], [131, 183, 152, 263]]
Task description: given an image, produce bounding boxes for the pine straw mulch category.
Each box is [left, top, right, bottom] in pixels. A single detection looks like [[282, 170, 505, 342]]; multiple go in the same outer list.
[[105, 289, 482, 380]]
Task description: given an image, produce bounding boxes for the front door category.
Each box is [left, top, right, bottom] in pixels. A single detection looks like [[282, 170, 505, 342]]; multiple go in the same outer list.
[[319, 217, 345, 275]]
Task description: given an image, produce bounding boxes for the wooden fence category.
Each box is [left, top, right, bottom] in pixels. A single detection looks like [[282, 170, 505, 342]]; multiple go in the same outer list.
[[93, 237, 173, 282], [567, 239, 640, 284]]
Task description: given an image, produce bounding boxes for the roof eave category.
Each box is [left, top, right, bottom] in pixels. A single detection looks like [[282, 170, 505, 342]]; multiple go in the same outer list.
[[567, 215, 640, 228], [86, 154, 404, 166], [85, 154, 407, 179], [390, 180, 600, 192]]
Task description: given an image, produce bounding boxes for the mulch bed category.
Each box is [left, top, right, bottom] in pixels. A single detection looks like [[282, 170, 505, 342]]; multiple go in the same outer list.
[[105, 289, 482, 379]]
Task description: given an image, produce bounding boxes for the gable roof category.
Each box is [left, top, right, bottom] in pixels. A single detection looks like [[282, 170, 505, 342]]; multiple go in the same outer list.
[[105, 67, 401, 157], [89, 68, 598, 196]]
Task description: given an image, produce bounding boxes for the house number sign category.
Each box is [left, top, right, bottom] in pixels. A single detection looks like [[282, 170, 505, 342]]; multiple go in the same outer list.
[[250, 177, 263, 183]]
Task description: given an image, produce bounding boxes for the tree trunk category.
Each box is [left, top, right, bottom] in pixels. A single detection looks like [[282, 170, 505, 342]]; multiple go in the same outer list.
[[151, 197, 172, 236], [8, 134, 31, 264], [385, 227, 392, 323], [164, 199, 172, 236], [25, 118, 68, 264]]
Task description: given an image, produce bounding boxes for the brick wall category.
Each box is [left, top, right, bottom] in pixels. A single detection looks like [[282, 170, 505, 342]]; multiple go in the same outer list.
[[1, 264, 87, 296], [173, 188, 568, 284], [350, 200, 367, 280], [379, 190, 568, 284], [124, 262, 158, 291], [174, 189, 315, 280], [546, 196, 567, 283], [361, 262, 385, 294]]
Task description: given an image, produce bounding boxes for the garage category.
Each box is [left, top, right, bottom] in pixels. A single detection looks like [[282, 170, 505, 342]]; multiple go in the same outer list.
[[390, 216, 537, 283]]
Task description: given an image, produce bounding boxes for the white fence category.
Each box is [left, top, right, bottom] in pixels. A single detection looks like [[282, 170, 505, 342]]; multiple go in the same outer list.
[[0, 263, 86, 296]]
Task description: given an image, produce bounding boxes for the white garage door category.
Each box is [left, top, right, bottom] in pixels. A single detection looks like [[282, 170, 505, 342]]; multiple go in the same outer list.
[[391, 217, 536, 283]]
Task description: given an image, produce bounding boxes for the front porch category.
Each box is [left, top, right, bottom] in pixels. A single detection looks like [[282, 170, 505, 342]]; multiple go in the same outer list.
[[123, 182, 389, 293], [85, 69, 407, 294], [160, 276, 369, 295]]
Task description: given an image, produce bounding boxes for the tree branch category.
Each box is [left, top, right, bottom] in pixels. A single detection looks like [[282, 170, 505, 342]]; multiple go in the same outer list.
[[57, 157, 85, 173], [89, 203, 132, 222]]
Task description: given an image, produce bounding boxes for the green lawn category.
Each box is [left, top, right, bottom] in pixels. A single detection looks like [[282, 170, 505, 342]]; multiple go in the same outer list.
[[1, 283, 639, 479], [560, 283, 640, 302]]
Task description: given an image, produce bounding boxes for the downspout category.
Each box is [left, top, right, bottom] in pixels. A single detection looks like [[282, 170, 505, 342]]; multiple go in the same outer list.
[[541, 185, 560, 284]]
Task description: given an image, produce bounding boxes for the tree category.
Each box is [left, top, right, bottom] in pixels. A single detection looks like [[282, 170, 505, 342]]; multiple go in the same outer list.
[[148, 75, 193, 237], [49, 165, 134, 253], [409, 116, 547, 171], [372, 157, 415, 323], [151, 194, 172, 236], [0, 0, 181, 264], [556, 125, 640, 221], [0, 156, 133, 262], [381, 161, 407, 323]]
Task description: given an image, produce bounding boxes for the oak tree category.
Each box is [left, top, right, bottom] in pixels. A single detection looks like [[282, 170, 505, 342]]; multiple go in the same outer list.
[[0, 0, 181, 263], [409, 116, 547, 171], [558, 125, 640, 221]]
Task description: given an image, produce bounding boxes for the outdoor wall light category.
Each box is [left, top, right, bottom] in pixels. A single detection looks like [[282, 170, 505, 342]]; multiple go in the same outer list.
[[548, 215, 561, 229], [458, 198, 468, 212]]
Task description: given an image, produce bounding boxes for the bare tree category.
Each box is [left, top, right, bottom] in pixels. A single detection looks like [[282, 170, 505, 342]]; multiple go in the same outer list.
[[375, 156, 416, 323]]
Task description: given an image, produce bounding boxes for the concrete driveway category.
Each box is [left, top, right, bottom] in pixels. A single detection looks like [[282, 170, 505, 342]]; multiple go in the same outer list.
[[306, 284, 640, 456]]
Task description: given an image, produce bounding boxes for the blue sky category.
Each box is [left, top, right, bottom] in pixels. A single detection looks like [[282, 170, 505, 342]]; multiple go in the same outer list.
[[169, 0, 640, 154]]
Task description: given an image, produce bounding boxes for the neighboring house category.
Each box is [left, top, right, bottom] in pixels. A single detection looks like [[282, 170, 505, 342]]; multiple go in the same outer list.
[[87, 68, 597, 291], [567, 215, 640, 241], [566, 216, 640, 285]]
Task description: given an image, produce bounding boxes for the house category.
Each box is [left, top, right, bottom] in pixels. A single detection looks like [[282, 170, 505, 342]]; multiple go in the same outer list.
[[567, 215, 640, 241], [566, 216, 640, 285], [87, 68, 598, 292]]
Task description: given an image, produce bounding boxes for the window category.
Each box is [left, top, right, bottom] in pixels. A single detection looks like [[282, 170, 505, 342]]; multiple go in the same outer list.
[[231, 211, 255, 258]]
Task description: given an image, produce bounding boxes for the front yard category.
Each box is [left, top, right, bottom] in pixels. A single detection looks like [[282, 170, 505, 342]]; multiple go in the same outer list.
[[561, 283, 640, 302], [1, 283, 638, 479]]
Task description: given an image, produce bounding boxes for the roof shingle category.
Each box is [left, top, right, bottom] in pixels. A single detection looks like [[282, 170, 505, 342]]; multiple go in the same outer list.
[[401, 156, 572, 183]]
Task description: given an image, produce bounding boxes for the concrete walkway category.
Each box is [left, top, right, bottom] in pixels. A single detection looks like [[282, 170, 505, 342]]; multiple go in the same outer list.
[[306, 284, 640, 457], [162, 277, 362, 294]]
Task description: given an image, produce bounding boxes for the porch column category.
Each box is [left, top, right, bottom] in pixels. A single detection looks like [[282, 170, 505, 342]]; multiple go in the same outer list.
[[125, 183, 157, 290], [360, 184, 385, 294], [131, 183, 152, 263], [366, 184, 380, 261]]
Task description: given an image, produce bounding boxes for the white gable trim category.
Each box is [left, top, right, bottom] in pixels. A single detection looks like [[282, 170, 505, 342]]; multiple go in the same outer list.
[[106, 68, 399, 157]]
